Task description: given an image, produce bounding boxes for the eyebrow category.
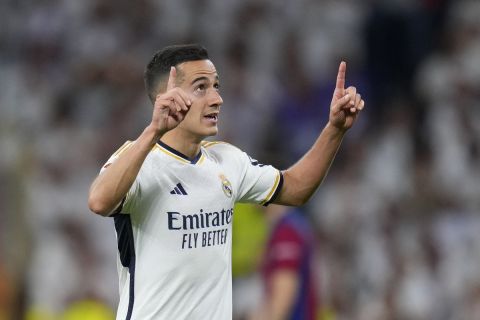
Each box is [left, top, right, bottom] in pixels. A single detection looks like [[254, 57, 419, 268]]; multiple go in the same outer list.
[[191, 75, 219, 85]]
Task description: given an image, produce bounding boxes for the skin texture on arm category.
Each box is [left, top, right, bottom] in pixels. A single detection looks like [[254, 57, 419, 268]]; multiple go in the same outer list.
[[268, 270, 299, 320], [88, 125, 161, 216], [250, 270, 299, 320], [275, 62, 365, 206], [88, 67, 191, 216]]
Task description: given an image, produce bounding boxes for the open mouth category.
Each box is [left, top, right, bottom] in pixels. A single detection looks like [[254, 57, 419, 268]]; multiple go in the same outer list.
[[204, 112, 219, 121]]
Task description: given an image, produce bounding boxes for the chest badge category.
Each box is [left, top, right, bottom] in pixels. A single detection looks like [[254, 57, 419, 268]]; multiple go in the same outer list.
[[219, 174, 233, 198]]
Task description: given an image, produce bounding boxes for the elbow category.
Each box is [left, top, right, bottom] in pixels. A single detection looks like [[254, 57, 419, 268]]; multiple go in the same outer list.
[[276, 193, 309, 207], [88, 194, 113, 217], [289, 196, 309, 207], [279, 171, 310, 207], [282, 169, 324, 207]]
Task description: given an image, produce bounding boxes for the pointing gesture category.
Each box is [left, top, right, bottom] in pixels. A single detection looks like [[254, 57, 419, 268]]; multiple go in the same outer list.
[[334, 61, 346, 100], [166, 65, 177, 91], [151, 66, 192, 136], [329, 61, 364, 131]]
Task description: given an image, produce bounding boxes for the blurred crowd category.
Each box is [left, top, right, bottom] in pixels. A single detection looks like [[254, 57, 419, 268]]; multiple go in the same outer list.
[[1, 0, 480, 319]]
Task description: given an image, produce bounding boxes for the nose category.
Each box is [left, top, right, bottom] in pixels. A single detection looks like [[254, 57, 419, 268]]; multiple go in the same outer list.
[[208, 89, 223, 108]]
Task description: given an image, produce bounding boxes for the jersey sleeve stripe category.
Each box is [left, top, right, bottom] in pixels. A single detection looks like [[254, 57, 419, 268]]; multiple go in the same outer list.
[[260, 170, 283, 206], [263, 171, 284, 206], [197, 154, 206, 165], [202, 141, 229, 148], [201, 141, 218, 148], [113, 141, 134, 157]]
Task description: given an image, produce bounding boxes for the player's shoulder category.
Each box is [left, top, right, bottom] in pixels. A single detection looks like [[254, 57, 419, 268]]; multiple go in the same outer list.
[[112, 140, 134, 157], [201, 141, 249, 167], [101, 140, 134, 171], [107, 139, 159, 163], [201, 140, 244, 155], [201, 140, 237, 149]]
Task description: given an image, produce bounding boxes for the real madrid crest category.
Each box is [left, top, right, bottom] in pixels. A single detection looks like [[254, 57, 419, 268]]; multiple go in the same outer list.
[[219, 174, 233, 198]]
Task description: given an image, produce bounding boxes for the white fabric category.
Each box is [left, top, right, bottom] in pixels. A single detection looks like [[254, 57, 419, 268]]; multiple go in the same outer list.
[[101, 140, 281, 320]]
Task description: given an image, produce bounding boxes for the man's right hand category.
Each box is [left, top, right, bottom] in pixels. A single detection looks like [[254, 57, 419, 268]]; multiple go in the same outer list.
[[151, 66, 192, 137]]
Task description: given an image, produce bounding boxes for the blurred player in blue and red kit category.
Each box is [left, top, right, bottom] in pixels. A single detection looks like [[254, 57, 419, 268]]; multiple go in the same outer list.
[[251, 204, 318, 320]]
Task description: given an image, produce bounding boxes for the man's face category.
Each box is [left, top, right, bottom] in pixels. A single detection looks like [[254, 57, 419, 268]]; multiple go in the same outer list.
[[175, 59, 223, 139]]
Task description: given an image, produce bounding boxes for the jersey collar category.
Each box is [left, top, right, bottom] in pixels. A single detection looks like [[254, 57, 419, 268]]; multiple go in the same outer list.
[[157, 141, 203, 164]]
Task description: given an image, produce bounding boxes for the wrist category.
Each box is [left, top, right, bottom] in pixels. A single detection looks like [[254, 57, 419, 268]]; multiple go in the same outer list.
[[140, 124, 164, 148], [325, 122, 348, 137], [149, 122, 167, 139]]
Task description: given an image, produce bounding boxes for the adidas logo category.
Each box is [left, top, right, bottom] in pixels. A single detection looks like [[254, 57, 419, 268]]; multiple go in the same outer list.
[[170, 183, 188, 195]]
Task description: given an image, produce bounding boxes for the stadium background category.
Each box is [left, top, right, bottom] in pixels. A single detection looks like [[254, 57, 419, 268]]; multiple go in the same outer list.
[[1, 0, 480, 319]]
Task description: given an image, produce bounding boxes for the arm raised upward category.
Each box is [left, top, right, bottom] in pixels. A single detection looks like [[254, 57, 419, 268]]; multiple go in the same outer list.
[[88, 67, 191, 216], [274, 61, 365, 206]]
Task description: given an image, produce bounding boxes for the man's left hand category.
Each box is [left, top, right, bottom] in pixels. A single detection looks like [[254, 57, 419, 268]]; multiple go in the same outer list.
[[328, 61, 365, 131]]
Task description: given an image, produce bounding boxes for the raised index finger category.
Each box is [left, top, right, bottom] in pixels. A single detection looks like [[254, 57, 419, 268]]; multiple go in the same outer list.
[[166, 66, 177, 91], [336, 61, 346, 91]]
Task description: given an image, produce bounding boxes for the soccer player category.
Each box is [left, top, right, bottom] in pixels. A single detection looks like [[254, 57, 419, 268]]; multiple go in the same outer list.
[[88, 44, 364, 320], [252, 205, 318, 320]]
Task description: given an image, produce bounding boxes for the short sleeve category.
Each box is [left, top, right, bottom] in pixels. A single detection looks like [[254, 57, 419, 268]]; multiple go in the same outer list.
[[236, 151, 284, 206], [99, 141, 133, 174], [99, 141, 140, 215]]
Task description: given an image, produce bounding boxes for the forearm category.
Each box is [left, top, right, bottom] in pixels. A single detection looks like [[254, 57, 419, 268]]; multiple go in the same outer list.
[[261, 271, 298, 320], [269, 280, 297, 319], [88, 125, 160, 216], [276, 123, 345, 206]]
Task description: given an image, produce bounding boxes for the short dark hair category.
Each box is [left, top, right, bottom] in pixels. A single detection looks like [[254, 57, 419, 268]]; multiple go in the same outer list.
[[144, 44, 209, 103]]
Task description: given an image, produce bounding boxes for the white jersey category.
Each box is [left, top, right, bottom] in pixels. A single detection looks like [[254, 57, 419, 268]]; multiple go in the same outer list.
[[101, 140, 283, 320]]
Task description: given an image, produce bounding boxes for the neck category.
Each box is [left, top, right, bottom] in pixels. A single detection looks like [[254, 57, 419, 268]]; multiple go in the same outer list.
[[160, 129, 203, 159]]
